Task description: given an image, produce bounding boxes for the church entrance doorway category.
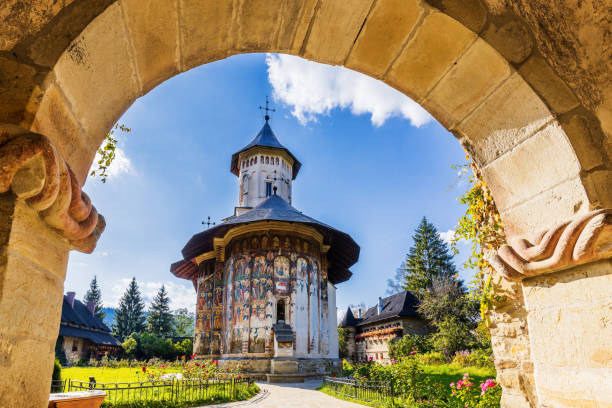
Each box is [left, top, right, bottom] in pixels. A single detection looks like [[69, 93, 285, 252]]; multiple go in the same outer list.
[[277, 299, 286, 323]]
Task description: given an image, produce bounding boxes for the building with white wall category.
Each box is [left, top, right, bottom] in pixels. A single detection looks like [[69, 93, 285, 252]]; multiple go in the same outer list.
[[171, 115, 360, 378]]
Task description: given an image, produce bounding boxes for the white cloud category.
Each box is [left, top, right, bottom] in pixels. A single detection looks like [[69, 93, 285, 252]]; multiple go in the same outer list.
[[438, 229, 456, 245], [266, 54, 432, 128], [108, 279, 196, 312], [90, 147, 134, 181]]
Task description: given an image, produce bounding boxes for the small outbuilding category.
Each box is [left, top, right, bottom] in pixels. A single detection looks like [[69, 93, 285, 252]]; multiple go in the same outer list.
[[340, 291, 430, 363], [55, 292, 120, 364]]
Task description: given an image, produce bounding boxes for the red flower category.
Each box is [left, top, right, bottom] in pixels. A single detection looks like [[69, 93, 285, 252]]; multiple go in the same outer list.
[[161, 364, 166, 368], [332, 373, 337, 377], [237, 375, 241, 380], [195, 362, 200, 367], [142, 366, 147, 372], [190, 354, 196, 359]]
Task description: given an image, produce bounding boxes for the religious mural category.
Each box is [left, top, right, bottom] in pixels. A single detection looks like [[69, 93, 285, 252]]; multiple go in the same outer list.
[[193, 234, 332, 358], [274, 256, 290, 295]]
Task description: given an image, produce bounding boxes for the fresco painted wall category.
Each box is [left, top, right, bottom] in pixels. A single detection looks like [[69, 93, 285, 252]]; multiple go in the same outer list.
[[193, 232, 335, 359]]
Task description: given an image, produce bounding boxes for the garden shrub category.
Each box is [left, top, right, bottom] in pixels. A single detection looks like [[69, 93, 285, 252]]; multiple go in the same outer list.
[[419, 351, 447, 365], [52, 359, 62, 382], [335, 353, 500, 407], [389, 334, 432, 359], [452, 349, 494, 369]]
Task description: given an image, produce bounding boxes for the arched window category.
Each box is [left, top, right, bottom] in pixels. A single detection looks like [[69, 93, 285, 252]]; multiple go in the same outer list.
[[254, 156, 257, 164], [265, 157, 269, 164], [275, 157, 279, 165]]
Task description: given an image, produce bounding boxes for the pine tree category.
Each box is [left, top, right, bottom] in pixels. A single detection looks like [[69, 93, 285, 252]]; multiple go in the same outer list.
[[84, 275, 106, 320], [113, 277, 146, 337], [147, 285, 173, 337], [403, 217, 457, 299], [171, 308, 195, 337]]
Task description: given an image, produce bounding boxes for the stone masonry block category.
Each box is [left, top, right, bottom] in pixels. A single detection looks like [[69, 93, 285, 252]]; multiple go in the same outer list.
[[179, 0, 235, 70], [519, 54, 580, 114], [424, 37, 512, 128], [498, 176, 589, 237], [346, 0, 424, 78], [458, 72, 553, 166], [481, 122, 581, 213], [0, 334, 57, 408], [53, 2, 140, 151], [121, 0, 180, 93], [31, 84, 92, 185], [386, 11, 476, 102], [302, 0, 374, 65], [234, 0, 317, 54]]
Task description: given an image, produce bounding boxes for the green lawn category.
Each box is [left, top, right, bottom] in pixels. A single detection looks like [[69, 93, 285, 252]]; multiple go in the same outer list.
[[423, 363, 496, 386], [62, 366, 182, 383]]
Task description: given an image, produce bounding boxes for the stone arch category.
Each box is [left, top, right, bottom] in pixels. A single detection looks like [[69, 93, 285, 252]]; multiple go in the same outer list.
[[0, 1, 610, 407]]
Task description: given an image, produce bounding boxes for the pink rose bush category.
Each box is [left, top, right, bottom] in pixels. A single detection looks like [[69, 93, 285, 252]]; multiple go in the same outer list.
[[449, 373, 500, 408]]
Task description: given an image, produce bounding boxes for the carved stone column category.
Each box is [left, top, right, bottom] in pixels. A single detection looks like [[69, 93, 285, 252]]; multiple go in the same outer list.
[[0, 127, 105, 408], [490, 209, 612, 408]]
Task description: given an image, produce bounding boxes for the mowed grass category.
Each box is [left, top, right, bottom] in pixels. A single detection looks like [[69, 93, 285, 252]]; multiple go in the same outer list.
[[62, 367, 182, 383], [423, 363, 496, 386]]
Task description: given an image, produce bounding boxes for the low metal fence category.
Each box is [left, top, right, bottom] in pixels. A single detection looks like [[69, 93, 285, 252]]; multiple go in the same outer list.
[[67, 377, 253, 405], [50, 379, 67, 393], [322, 376, 394, 406]]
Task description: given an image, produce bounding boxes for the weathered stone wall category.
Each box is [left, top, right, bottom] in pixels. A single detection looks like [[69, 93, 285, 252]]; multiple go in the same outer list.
[[0, 1, 610, 407]]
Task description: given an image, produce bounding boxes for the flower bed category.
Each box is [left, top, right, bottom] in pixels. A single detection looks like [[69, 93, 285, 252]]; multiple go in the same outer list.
[[323, 354, 500, 407]]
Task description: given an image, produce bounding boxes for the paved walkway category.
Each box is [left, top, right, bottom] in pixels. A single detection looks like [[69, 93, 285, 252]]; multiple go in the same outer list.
[[212, 380, 367, 407]]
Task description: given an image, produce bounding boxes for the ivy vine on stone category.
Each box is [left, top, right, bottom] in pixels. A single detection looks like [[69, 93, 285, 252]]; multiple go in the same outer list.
[[450, 154, 506, 323]]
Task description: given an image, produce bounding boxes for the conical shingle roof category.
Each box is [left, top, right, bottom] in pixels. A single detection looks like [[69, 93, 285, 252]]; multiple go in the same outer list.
[[230, 120, 301, 179]]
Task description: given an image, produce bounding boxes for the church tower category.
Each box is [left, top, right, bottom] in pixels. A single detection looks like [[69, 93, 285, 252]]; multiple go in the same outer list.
[[230, 114, 300, 212], [171, 102, 359, 379]]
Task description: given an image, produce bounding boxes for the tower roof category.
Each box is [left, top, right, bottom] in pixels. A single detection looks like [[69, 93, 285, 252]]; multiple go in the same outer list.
[[171, 195, 359, 285], [230, 120, 302, 179], [339, 306, 359, 327]]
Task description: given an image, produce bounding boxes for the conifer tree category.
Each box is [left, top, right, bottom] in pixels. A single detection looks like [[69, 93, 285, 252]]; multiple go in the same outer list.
[[84, 275, 106, 320], [147, 285, 173, 336], [113, 277, 146, 337], [402, 217, 457, 299]]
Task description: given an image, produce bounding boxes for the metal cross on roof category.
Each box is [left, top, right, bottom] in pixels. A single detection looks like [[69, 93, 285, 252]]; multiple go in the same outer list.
[[202, 216, 216, 228], [259, 96, 275, 121]]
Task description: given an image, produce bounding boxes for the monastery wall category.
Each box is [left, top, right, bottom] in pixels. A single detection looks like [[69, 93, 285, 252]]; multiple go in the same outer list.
[[193, 232, 336, 362]]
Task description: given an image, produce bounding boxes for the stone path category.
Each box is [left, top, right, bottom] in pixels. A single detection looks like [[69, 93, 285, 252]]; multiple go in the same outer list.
[[210, 380, 367, 407]]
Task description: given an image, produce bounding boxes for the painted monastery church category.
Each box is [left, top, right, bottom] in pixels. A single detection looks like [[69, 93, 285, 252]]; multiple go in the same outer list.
[[171, 112, 360, 376]]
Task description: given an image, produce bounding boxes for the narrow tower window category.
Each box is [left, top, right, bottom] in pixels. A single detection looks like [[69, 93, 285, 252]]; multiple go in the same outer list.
[[265, 182, 272, 197], [277, 299, 286, 323]]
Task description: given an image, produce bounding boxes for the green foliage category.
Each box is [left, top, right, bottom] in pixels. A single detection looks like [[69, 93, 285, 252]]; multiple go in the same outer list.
[[147, 285, 174, 336], [338, 327, 349, 358], [52, 358, 62, 382], [334, 355, 500, 407], [124, 333, 193, 361], [451, 158, 506, 322], [122, 337, 138, 357], [403, 217, 457, 299], [417, 276, 479, 358], [113, 277, 146, 337], [389, 334, 432, 359], [91, 124, 131, 183], [171, 308, 195, 337], [449, 373, 501, 408], [54, 336, 67, 365], [84, 275, 106, 321], [429, 316, 476, 360], [418, 351, 446, 366], [452, 349, 494, 370]]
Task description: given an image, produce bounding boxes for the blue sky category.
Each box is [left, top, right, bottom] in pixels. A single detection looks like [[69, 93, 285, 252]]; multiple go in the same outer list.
[[66, 53, 470, 315]]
